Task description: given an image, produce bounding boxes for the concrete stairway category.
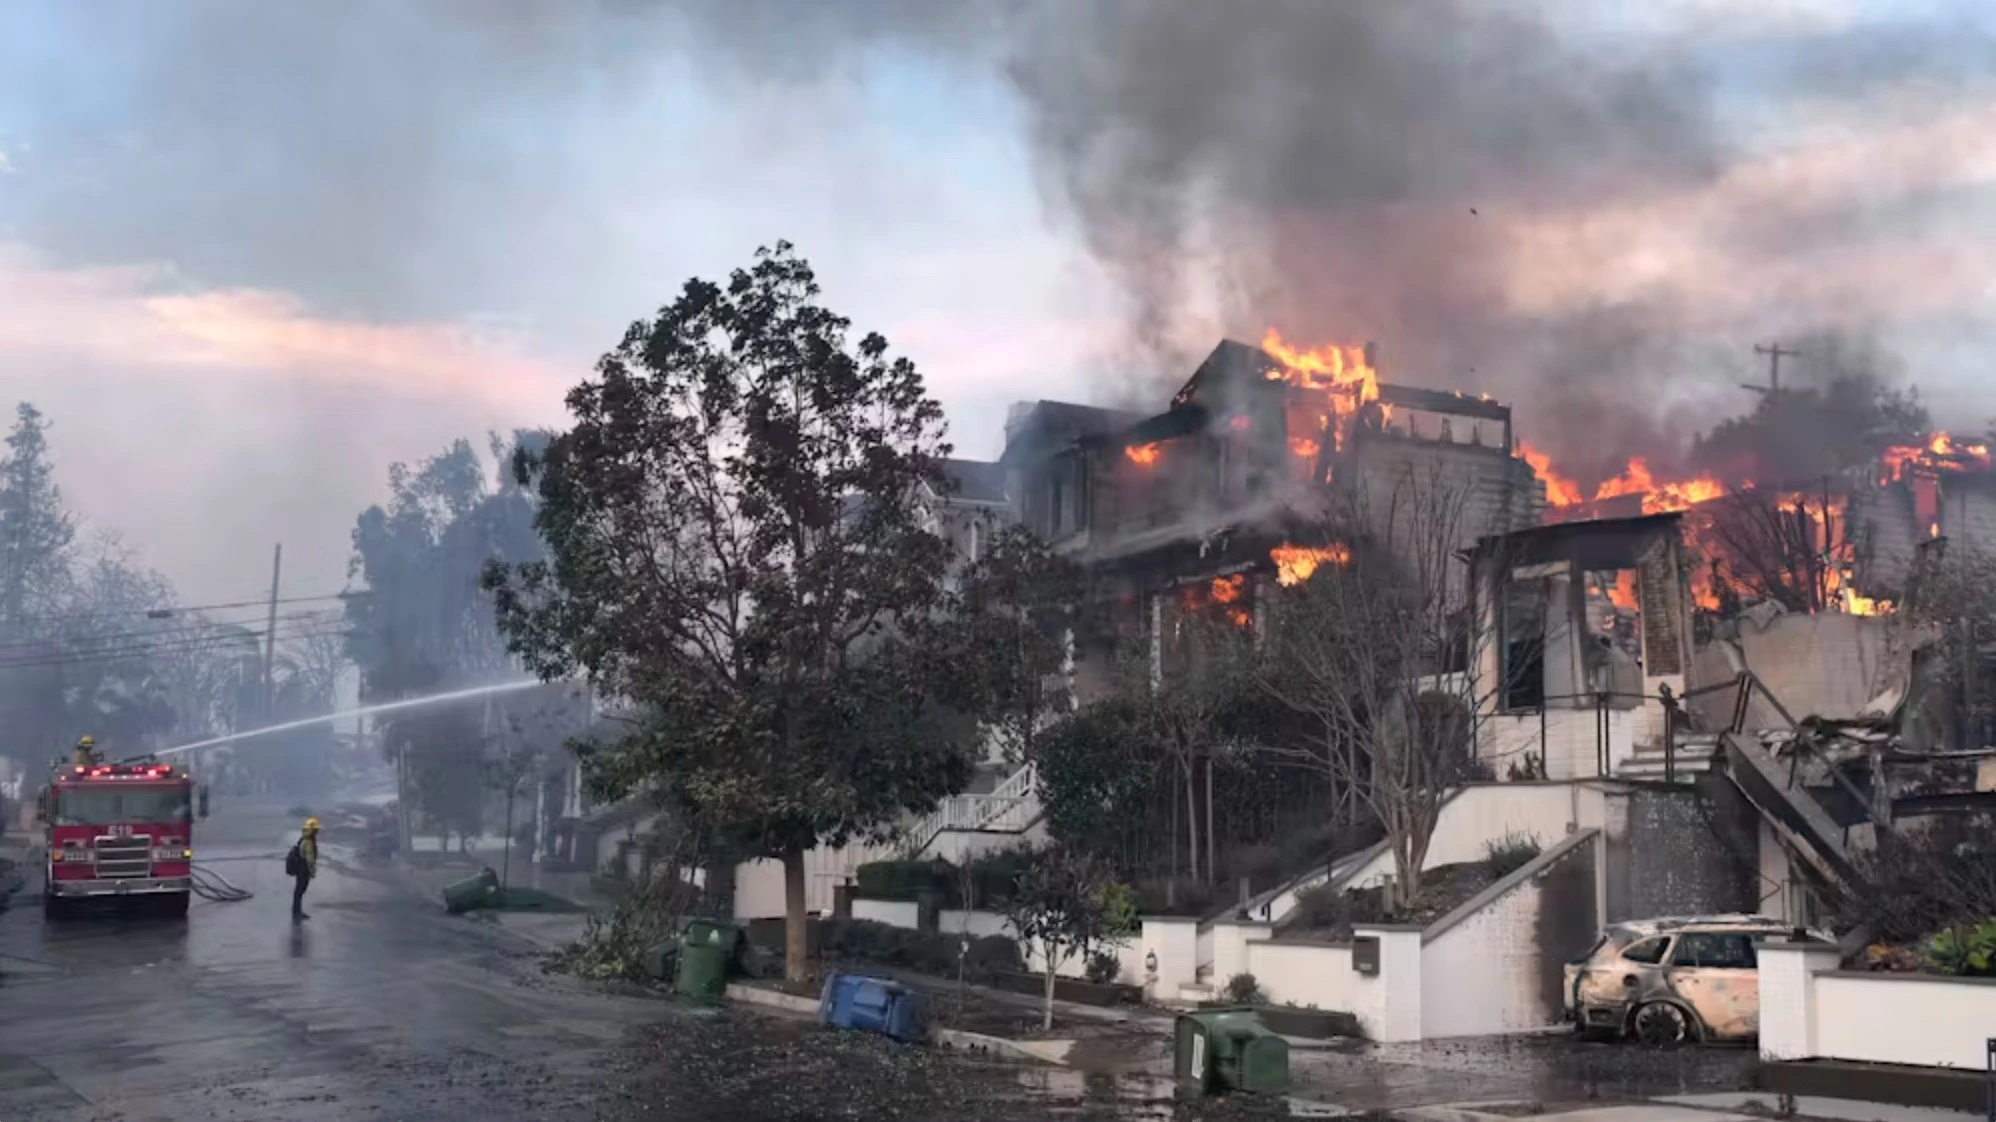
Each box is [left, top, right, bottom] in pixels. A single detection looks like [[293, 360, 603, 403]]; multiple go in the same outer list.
[[1616, 731, 1722, 782]]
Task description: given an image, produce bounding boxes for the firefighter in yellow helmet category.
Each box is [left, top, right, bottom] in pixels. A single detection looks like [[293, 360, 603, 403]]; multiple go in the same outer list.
[[288, 817, 321, 920], [70, 736, 100, 767]]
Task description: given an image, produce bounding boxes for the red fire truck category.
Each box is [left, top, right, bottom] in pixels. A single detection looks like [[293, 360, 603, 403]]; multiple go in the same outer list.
[[40, 759, 201, 918]]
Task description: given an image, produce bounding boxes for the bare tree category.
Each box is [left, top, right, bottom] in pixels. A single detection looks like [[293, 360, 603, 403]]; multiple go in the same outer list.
[[1110, 594, 1260, 887], [1693, 487, 1867, 614], [1254, 467, 1494, 912]]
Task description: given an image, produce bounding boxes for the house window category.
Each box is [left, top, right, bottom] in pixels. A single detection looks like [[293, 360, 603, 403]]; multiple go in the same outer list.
[[1501, 579, 1548, 711], [967, 518, 981, 563]]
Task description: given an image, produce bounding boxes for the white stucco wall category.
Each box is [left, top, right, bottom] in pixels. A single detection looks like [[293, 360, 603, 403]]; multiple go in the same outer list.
[[1420, 833, 1595, 1039], [1479, 707, 1636, 780], [732, 836, 905, 920], [1759, 941, 1996, 1070], [1814, 973, 1996, 1070], [1257, 781, 1602, 926], [1247, 927, 1423, 1042], [1209, 921, 1272, 990], [938, 908, 1012, 940], [851, 898, 922, 929], [1143, 917, 1200, 998], [1338, 782, 1599, 895]]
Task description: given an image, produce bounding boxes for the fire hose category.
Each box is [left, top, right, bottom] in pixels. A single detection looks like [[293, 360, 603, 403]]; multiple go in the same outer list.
[[190, 863, 253, 903]]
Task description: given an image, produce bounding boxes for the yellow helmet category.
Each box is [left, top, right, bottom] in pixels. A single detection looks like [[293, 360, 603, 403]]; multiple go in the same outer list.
[[302, 817, 321, 833], [77, 735, 95, 748]]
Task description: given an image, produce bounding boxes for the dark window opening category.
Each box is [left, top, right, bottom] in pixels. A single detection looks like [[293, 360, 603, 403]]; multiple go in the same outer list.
[[1502, 579, 1547, 711], [1621, 936, 1670, 964], [1670, 932, 1756, 970]]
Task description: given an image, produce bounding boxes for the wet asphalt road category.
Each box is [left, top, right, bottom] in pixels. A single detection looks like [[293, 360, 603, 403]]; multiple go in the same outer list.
[[0, 800, 1761, 1121], [0, 801, 671, 1121]]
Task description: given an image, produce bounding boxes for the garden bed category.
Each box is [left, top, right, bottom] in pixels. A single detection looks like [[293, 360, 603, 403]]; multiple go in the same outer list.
[[987, 970, 1140, 1007]]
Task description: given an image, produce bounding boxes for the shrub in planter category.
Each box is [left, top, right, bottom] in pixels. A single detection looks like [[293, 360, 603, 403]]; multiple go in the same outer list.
[[1483, 832, 1542, 879], [1926, 920, 1996, 977], [854, 859, 951, 902], [1084, 950, 1120, 985], [1223, 971, 1267, 1005], [962, 934, 1025, 981]]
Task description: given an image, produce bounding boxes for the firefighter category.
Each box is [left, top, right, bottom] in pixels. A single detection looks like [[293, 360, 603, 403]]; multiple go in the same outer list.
[[287, 817, 320, 920], [70, 736, 100, 767]]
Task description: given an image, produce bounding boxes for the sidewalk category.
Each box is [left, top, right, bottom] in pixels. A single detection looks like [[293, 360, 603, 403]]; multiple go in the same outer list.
[[1399, 1092, 1980, 1122]]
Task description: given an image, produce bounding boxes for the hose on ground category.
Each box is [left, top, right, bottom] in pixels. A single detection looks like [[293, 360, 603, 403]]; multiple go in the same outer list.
[[190, 862, 253, 902]]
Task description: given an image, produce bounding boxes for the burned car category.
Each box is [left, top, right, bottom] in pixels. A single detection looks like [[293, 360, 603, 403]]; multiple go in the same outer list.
[[1564, 914, 1832, 1045]]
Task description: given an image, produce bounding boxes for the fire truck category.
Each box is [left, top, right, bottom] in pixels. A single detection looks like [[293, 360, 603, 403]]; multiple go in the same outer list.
[[39, 758, 204, 918]]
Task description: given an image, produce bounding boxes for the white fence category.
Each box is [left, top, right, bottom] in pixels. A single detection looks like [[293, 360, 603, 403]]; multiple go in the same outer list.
[[1760, 940, 1996, 1070]]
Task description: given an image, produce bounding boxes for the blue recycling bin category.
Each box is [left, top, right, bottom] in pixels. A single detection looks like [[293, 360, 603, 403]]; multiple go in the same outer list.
[[816, 971, 929, 1043]]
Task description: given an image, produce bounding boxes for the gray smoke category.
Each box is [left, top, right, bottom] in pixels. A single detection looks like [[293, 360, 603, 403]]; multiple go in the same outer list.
[[5, 0, 1983, 488]]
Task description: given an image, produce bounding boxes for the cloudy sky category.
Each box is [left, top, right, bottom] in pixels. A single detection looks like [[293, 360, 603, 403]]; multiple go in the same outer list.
[[1, 0, 1992, 603]]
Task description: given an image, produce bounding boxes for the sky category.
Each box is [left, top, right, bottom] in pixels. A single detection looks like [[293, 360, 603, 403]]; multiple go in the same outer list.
[[0, 0, 1992, 604]]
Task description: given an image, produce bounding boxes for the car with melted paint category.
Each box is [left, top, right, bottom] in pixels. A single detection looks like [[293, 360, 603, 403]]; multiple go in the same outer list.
[[1563, 914, 1833, 1045]]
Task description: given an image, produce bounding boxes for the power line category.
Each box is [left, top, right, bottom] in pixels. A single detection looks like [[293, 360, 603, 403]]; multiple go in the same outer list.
[[6, 590, 354, 627], [0, 621, 353, 673], [0, 607, 344, 656]]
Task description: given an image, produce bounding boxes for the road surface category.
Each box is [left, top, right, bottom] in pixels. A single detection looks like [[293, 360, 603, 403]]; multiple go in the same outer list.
[[0, 802, 1290, 1121], [0, 799, 1754, 1120]]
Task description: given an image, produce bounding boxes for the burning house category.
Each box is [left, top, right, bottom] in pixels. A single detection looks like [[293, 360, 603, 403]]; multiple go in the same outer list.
[[1000, 333, 1540, 702]]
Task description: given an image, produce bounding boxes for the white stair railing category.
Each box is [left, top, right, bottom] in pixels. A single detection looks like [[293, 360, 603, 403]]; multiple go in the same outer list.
[[905, 762, 1041, 855]]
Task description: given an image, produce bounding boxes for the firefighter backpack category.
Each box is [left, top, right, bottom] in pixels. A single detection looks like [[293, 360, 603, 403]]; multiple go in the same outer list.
[[285, 842, 306, 877]]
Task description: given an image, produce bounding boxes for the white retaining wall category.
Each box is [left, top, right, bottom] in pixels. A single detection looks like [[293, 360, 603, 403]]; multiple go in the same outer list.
[[1761, 940, 1996, 1070], [1326, 783, 1602, 901], [1419, 830, 1598, 1038], [1247, 927, 1425, 1042], [851, 898, 922, 929]]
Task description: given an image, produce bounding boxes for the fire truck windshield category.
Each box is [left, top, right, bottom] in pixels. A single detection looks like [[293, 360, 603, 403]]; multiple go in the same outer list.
[[53, 785, 192, 826]]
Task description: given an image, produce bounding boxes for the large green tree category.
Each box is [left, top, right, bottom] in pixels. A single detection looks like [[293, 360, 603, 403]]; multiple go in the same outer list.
[[486, 243, 986, 981], [346, 432, 548, 842]]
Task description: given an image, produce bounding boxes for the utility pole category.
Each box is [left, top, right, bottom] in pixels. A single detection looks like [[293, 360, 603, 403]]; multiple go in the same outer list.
[[261, 544, 283, 722], [1745, 343, 1801, 396]]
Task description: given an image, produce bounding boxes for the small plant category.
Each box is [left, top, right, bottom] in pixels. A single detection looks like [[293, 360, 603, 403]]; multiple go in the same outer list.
[[1084, 950, 1121, 985], [1291, 882, 1348, 931], [1925, 920, 1996, 976], [1506, 752, 1547, 781], [1483, 832, 1543, 879], [1223, 972, 1267, 1005]]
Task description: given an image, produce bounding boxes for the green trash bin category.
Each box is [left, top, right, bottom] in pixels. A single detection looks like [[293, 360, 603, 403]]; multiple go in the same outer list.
[[1174, 1007, 1290, 1096], [441, 867, 500, 914], [674, 919, 741, 1002]]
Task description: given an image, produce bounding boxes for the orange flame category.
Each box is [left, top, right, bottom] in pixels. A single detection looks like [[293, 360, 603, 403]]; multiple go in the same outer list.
[[1260, 329, 1381, 461], [1271, 542, 1352, 587], [1211, 574, 1246, 603], [1517, 442, 1583, 506], [1125, 442, 1162, 467], [1592, 457, 1726, 514], [1879, 431, 1991, 483]]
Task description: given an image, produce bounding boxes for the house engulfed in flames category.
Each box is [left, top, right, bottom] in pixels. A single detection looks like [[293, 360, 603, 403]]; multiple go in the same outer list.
[[994, 333, 1539, 701]]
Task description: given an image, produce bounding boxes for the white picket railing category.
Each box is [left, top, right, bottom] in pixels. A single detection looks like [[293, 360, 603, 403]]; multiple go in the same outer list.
[[905, 762, 1041, 856]]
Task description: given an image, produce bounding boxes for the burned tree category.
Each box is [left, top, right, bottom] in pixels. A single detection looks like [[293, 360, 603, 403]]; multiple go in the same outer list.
[[1255, 468, 1500, 911]]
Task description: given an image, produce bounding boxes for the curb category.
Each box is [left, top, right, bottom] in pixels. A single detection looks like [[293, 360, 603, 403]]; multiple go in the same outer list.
[[1396, 1105, 1543, 1122], [723, 984, 1078, 1066]]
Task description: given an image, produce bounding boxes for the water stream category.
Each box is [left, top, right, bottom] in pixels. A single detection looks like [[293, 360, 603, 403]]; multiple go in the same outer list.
[[155, 679, 556, 758]]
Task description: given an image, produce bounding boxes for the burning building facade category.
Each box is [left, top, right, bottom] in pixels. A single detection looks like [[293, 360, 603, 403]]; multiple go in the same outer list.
[[996, 334, 1540, 704]]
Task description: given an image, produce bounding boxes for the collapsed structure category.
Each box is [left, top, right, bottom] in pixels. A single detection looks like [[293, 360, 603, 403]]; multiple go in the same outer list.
[[979, 334, 1996, 935]]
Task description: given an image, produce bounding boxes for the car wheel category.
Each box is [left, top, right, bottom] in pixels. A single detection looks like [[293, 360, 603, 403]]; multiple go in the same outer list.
[[1630, 1001, 1695, 1047]]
